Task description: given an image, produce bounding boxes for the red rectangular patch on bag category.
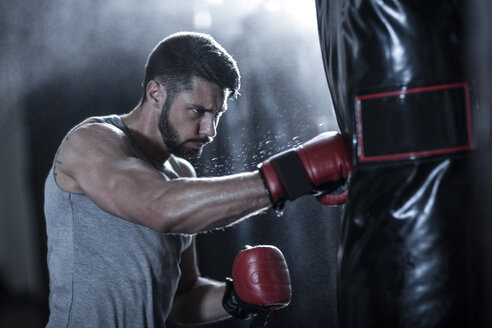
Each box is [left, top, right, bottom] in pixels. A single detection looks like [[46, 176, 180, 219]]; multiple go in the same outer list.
[[356, 83, 473, 162]]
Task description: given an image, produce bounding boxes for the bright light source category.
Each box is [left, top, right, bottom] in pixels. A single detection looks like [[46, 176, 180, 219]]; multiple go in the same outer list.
[[207, 0, 223, 5], [263, 0, 317, 28], [283, 0, 317, 28], [194, 10, 213, 29], [265, 0, 281, 12]]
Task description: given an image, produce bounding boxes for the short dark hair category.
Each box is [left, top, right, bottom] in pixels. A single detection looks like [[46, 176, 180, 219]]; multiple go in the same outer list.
[[141, 32, 241, 105]]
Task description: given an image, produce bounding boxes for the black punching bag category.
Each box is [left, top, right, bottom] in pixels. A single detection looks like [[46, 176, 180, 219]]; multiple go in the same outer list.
[[315, 1, 477, 327]]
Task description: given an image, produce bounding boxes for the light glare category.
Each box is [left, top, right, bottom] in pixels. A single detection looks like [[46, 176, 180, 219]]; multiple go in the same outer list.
[[194, 10, 212, 29]]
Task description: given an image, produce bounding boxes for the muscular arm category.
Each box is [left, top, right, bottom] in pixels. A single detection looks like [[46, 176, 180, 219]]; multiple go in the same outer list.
[[55, 122, 270, 234], [167, 239, 229, 325]]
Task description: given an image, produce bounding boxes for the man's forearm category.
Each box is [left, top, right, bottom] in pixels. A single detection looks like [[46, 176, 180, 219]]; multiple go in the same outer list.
[[146, 171, 271, 234]]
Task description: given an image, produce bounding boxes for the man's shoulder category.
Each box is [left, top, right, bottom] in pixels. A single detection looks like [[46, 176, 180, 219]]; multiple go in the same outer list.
[[54, 115, 131, 192], [73, 114, 121, 131], [69, 115, 126, 140], [62, 115, 132, 158]]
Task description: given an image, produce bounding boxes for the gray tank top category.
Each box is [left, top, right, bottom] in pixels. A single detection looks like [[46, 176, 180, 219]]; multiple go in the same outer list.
[[44, 115, 192, 328]]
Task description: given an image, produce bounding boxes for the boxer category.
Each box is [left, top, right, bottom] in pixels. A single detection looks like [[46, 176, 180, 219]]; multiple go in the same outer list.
[[44, 31, 351, 327]]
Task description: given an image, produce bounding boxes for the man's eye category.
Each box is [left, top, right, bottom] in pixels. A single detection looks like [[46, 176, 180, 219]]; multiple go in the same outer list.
[[192, 108, 204, 115]]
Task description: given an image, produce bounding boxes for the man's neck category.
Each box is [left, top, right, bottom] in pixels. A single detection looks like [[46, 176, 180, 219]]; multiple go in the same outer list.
[[121, 104, 171, 164]]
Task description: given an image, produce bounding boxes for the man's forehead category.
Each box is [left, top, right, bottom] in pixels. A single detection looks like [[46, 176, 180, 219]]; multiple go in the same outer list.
[[181, 79, 227, 108]]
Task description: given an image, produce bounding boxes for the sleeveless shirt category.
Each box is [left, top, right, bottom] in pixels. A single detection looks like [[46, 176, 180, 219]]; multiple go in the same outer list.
[[44, 115, 192, 328]]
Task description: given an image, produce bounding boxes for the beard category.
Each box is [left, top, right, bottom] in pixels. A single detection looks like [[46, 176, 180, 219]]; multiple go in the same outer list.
[[158, 105, 209, 159]]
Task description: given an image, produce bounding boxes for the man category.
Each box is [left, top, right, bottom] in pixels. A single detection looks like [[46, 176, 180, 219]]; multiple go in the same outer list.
[[44, 32, 351, 327]]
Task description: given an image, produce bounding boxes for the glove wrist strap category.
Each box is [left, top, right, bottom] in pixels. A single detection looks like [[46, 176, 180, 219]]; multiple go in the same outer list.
[[222, 278, 253, 319], [268, 150, 313, 199], [259, 150, 313, 210]]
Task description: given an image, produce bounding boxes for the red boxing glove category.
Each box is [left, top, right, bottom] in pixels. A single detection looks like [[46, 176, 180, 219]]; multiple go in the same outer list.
[[222, 245, 291, 319], [258, 132, 351, 208]]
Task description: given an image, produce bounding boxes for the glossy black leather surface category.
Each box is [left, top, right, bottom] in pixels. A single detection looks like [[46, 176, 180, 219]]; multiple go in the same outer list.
[[315, 1, 476, 326]]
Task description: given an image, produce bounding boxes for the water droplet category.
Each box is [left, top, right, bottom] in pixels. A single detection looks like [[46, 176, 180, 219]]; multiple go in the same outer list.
[[275, 208, 284, 217]]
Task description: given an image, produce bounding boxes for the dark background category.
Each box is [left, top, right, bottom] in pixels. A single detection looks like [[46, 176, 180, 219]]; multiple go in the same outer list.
[[2, 0, 492, 327], [0, 1, 342, 327]]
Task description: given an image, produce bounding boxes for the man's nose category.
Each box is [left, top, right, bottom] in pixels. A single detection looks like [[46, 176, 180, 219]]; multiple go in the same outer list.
[[199, 114, 217, 138]]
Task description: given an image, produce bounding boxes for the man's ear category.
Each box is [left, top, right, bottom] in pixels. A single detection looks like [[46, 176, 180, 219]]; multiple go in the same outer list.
[[146, 80, 166, 108]]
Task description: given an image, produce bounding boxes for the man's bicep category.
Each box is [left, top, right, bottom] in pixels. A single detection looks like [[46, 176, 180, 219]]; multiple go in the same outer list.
[[79, 157, 164, 217]]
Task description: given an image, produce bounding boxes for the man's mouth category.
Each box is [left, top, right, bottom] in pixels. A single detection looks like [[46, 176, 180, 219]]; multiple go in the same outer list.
[[188, 138, 212, 149], [190, 141, 205, 149]]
